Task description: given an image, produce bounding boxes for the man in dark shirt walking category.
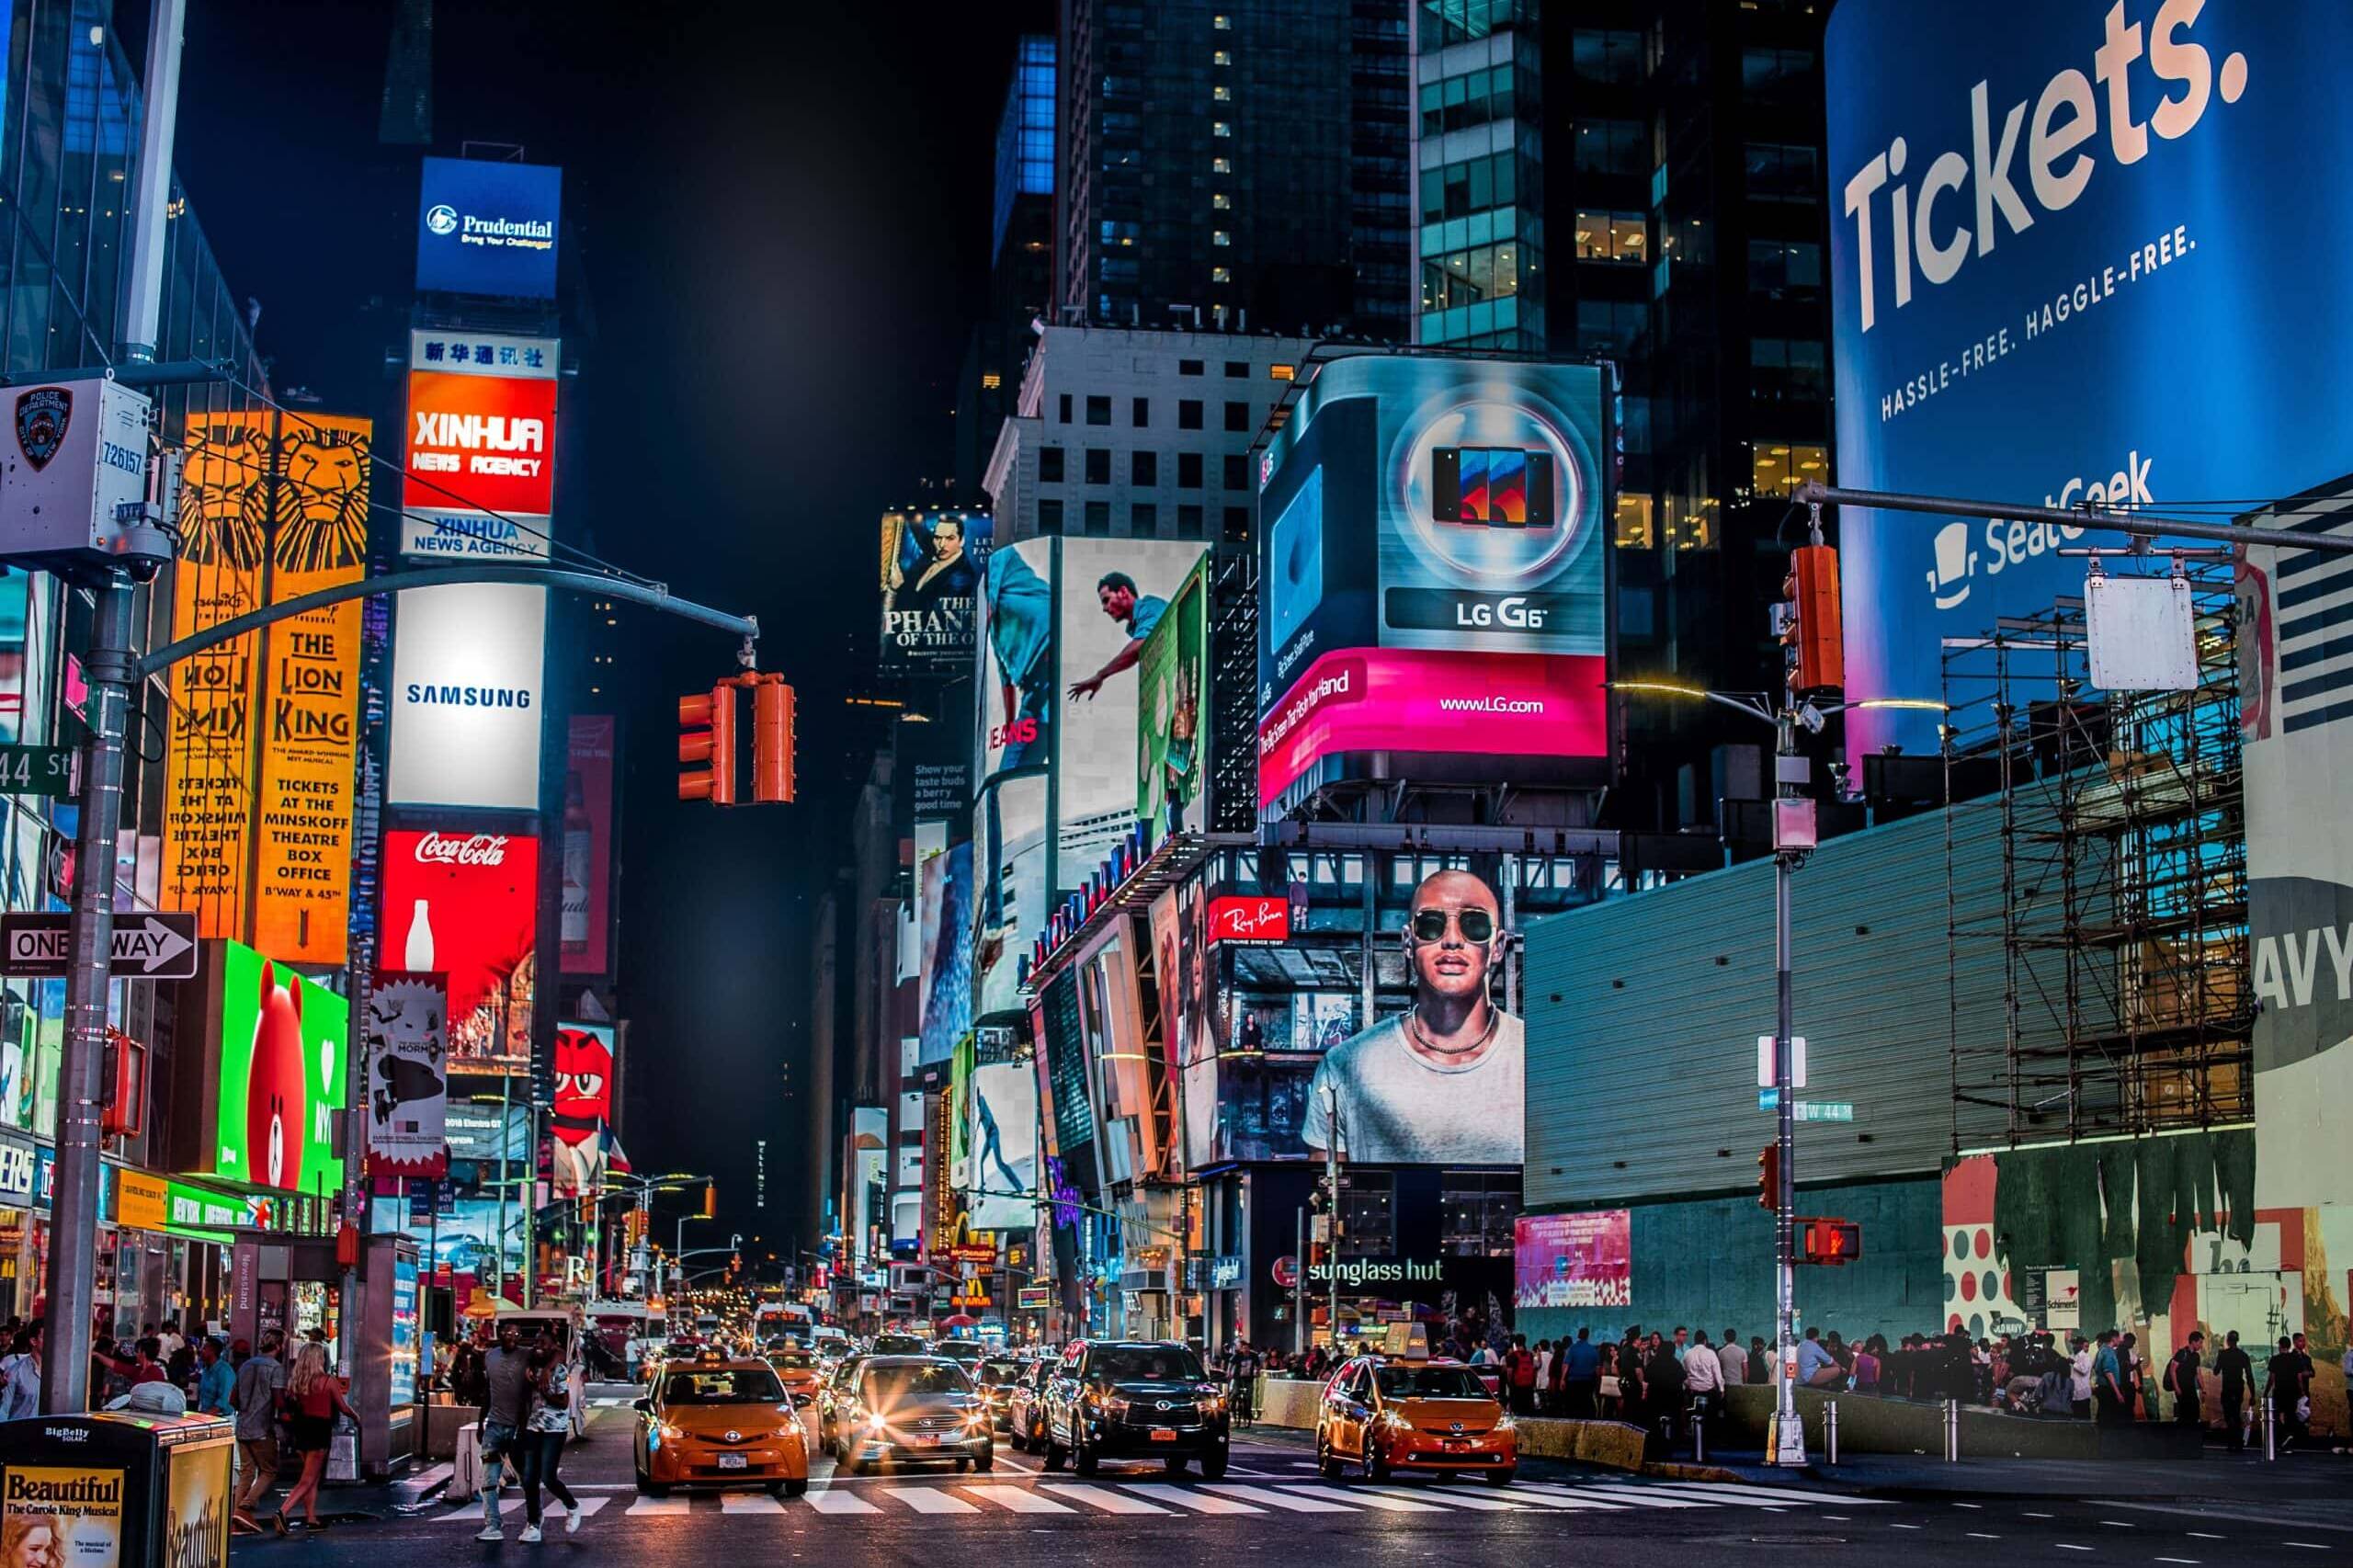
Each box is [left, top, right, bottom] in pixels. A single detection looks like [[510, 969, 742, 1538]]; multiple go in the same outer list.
[[2164, 1332, 2205, 1430], [2214, 1330, 2253, 1450]]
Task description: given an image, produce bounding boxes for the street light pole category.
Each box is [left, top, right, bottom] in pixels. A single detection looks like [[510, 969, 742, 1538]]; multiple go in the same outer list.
[[1770, 705, 1805, 1466]]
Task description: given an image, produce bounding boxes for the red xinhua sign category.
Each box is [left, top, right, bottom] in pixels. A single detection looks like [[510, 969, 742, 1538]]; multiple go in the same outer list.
[[1207, 895, 1290, 946]]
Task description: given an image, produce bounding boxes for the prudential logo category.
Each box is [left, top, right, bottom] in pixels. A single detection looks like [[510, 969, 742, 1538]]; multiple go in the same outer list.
[[425, 203, 459, 236]]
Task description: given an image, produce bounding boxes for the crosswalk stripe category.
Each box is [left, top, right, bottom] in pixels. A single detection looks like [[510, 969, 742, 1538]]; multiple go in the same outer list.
[[885, 1487, 979, 1515], [1313, 1486, 1448, 1512], [803, 1489, 880, 1515], [624, 1495, 691, 1517], [1645, 1482, 1881, 1507], [961, 1485, 1074, 1514], [1200, 1484, 1356, 1514], [1121, 1483, 1264, 1515], [1631, 1484, 1812, 1509], [1473, 1487, 1624, 1511], [1051, 1484, 1172, 1515], [555, 1498, 612, 1521], [1360, 1485, 1525, 1512], [1573, 1485, 1715, 1509], [720, 1494, 788, 1515]]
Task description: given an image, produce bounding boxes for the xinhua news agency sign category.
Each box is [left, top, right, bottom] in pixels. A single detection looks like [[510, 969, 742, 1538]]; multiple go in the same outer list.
[[416, 156, 562, 299]]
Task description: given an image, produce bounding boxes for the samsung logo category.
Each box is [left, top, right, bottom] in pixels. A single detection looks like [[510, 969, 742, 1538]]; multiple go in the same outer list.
[[404, 683, 533, 709]]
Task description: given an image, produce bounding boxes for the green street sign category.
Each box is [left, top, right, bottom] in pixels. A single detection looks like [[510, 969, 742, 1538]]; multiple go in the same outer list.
[[0, 744, 75, 797]]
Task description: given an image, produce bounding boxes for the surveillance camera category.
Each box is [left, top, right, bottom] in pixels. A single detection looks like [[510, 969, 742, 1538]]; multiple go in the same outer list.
[[1797, 701, 1825, 734]]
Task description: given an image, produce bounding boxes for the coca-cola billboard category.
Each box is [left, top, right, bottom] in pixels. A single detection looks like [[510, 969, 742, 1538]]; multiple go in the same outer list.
[[379, 828, 540, 1077]]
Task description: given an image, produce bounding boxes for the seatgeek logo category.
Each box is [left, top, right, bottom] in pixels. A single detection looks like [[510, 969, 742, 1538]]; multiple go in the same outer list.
[[1842, 0, 2249, 333], [1924, 448, 2154, 609]]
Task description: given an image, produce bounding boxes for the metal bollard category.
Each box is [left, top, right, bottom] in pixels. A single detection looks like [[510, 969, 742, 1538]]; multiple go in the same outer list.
[[1693, 1403, 1706, 1464], [2263, 1399, 2276, 1461], [1825, 1400, 1839, 1466], [1943, 1398, 1961, 1462]]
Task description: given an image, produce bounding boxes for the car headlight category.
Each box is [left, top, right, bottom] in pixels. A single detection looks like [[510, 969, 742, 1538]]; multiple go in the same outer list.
[[1103, 1396, 1130, 1418], [657, 1423, 687, 1442], [1198, 1392, 1227, 1413], [1494, 1415, 1516, 1433], [1379, 1410, 1411, 1430]]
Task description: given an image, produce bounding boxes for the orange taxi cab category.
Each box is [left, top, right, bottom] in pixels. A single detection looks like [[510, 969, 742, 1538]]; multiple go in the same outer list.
[[1315, 1351, 1516, 1485], [634, 1349, 811, 1497], [765, 1340, 826, 1407]]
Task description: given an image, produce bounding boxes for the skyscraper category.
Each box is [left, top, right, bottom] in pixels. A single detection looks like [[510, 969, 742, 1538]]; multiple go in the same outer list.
[[1057, 0, 1413, 338], [957, 35, 1060, 499]]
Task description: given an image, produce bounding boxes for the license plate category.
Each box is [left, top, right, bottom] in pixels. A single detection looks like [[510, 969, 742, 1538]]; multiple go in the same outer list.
[[717, 1454, 747, 1471], [1150, 1428, 1177, 1442], [1443, 1440, 1469, 1450], [914, 1433, 939, 1447]]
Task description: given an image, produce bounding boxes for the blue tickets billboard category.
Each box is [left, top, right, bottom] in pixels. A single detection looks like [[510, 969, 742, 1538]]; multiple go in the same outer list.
[[416, 156, 562, 298], [1828, 0, 2353, 759]]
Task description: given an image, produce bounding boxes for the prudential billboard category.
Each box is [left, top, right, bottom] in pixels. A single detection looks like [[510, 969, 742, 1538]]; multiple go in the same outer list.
[[416, 156, 562, 299], [1828, 1, 2353, 759]]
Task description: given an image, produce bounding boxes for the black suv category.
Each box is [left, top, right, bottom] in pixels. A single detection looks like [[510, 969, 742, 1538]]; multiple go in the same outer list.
[[1040, 1340, 1229, 1478]]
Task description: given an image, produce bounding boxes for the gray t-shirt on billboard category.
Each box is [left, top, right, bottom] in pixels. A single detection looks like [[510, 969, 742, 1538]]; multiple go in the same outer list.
[[1302, 1012, 1525, 1164]]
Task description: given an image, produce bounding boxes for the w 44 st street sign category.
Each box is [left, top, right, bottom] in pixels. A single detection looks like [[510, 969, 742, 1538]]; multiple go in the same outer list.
[[0, 913, 199, 980]]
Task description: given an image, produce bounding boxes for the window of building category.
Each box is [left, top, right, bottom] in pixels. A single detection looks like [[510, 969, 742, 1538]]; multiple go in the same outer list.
[[1058, 392, 1073, 424], [1213, 85, 1231, 101], [1178, 450, 1204, 487], [1213, 121, 1233, 139], [1422, 153, 1518, 224], [1212, 156, 1233, 175], [1751, 337, 1827, 404], [1741, 45, 1816, 104], [1338, 1173, 1395, 1256], [1665, 455, 1718, 551], [1178, 504, 1205, 539], [1179, 399, 1204, 429], [1269, 363, 1295, 381], [1745, 142, 1819, 203], [1418, 63, 1522, 137], [1573, 119, 1647, 177], [1222, 453, 1248, 490], [1573, 210, 1647, 263], [1132, 501, 1159, 534], [1222, 506, 1250, 542], [1132, 449, 1158, 486], [1438, 1174, 1519, 1257], [1212, 191, 1231, 210], [1179, 358, 1205, 376], [1421, 243, 1523, 311], [1086, 394, 1111, 426], [1212, 230, 1232, 246], [1746, 239, 1823, 301], [1039, 446, 1065, 483], [1571, 28, 1646, 85], [1224, 360, 1247, 378], [1039, 498, 1065, 534], [1614, 492, 1654, 549], [1132, 396, 1150, 426], [1749, 441, 1828, 500], [1223, 401, 1251, 432], [1084, 500, 1112, 536], [1212, 266, 1233, 283], [1085, 447, 1112, 484], [1212, 11, 1230, 28], [1213, 49, 1231, 65], [1575, 299, 1649, 358]]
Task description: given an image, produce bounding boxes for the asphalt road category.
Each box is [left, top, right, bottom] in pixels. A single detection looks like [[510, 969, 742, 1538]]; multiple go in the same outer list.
[[236, 1394, 2349, 1568]]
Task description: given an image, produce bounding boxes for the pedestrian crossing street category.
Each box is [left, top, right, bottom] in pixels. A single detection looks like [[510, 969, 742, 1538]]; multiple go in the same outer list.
[[438, 1475, 1882, 1528]]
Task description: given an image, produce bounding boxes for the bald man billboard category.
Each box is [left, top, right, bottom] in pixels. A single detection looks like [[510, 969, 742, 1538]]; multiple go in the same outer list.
[[1303, 869, 1523, 1165]]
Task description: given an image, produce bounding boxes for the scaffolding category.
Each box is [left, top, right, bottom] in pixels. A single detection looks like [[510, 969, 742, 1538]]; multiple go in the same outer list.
[[1941, 562, 2253, 1151]]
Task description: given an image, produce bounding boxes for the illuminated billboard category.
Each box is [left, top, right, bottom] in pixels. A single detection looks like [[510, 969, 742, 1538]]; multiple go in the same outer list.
[[404, 369, 558, 518], [403, 331, 558, 562], [170, 939, 349, 1194], [163, 411, 371, 962], [550, 1022, 616, 1199], [387, 582, 548, 810], [1827, 2, 2353, 757], [416, 155, 562, 299], [975, 536, 1055, 783], [1515, 1210, 1631, 1310], [378, 829, 540, 1076], [965, 1060, 1038, 1231], [973, 772, 1047, 1019], [917, 830, 974, 1064], [881, 509, 995, 670], [1137, 554, 1211, 837], [1255, 356, 1610, 808], [561, 715, 616, 976]]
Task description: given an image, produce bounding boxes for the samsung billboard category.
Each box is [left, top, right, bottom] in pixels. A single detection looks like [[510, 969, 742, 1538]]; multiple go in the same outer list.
[[416, 156, 562, 299], [1828, 0, 2353, 758], [1255, 356, 1611, 809]]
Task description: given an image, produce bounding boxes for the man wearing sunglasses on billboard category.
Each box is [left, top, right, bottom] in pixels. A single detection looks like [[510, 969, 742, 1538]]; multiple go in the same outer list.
[[1302, 869, 1523, 1165]]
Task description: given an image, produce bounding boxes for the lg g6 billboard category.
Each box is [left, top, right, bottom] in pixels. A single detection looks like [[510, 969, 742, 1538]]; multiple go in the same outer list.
[[1256, 357, 1610, 810]]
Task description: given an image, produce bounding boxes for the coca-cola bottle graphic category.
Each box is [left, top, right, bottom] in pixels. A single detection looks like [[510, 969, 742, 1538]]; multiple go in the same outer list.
[[560, 769, 591, 951], [404, 898, 436, 972]]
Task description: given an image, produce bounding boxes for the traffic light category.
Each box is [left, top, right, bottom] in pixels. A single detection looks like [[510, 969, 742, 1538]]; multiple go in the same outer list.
[[1780, 543, 1845, 697], [1308, 1175, 1333, 1215], [678, 683, 739, 804], [750, 675, 796, 803], [1756, 1142, 1779, 1211], [1799, 1218, 1863, 1266], [702, 1182, 718, 1219]]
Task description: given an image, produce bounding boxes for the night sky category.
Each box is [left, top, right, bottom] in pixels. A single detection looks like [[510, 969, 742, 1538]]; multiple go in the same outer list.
[[166, 0, 1046, 1249]]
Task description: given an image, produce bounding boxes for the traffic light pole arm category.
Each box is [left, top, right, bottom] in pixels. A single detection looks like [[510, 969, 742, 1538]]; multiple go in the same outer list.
[[131, 564, 761, 682], [1793, 481, 2353, 557]]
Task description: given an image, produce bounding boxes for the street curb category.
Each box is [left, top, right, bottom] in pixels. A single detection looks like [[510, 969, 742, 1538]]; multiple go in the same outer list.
[[1641, 1462, 1756, 1484]]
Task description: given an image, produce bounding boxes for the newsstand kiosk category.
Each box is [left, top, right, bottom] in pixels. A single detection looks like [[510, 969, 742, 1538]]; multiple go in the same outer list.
[[0, 1411, 234, 1568], [227, 1232, 421, 1478]]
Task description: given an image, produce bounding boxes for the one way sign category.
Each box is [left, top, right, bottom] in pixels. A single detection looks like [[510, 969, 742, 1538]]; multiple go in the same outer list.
[[0, 913, 199, 980]]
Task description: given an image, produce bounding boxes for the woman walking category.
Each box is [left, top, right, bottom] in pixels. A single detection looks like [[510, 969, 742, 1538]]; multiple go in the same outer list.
[[517, 1335, 582, 1541], [278, 1343, 356, 1531]]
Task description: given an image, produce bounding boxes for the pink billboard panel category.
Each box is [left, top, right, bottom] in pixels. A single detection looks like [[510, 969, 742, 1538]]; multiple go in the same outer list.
[[1258, 647, 1607, 807], [1514, 1210, 1631, 1311]]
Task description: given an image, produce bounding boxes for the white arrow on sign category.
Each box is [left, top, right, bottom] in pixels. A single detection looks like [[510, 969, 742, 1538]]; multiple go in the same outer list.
[[114, 916, 194, 974]]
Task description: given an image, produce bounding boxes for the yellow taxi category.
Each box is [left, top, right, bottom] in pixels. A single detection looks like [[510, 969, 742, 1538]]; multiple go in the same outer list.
[[764, 1339, 826, 1407], [1315, 1351, 1516, 1485], [633, 1349, 811, 1497]]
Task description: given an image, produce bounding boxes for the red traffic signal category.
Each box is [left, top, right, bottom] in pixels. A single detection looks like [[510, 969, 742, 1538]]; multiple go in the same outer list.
[[1781, 543, 1845, 697], [678, 684, 739, 804], [750, 675, 796, 804], [1799, 1218, 1862, 1266], [1756, 1142, 1779, 1211]]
